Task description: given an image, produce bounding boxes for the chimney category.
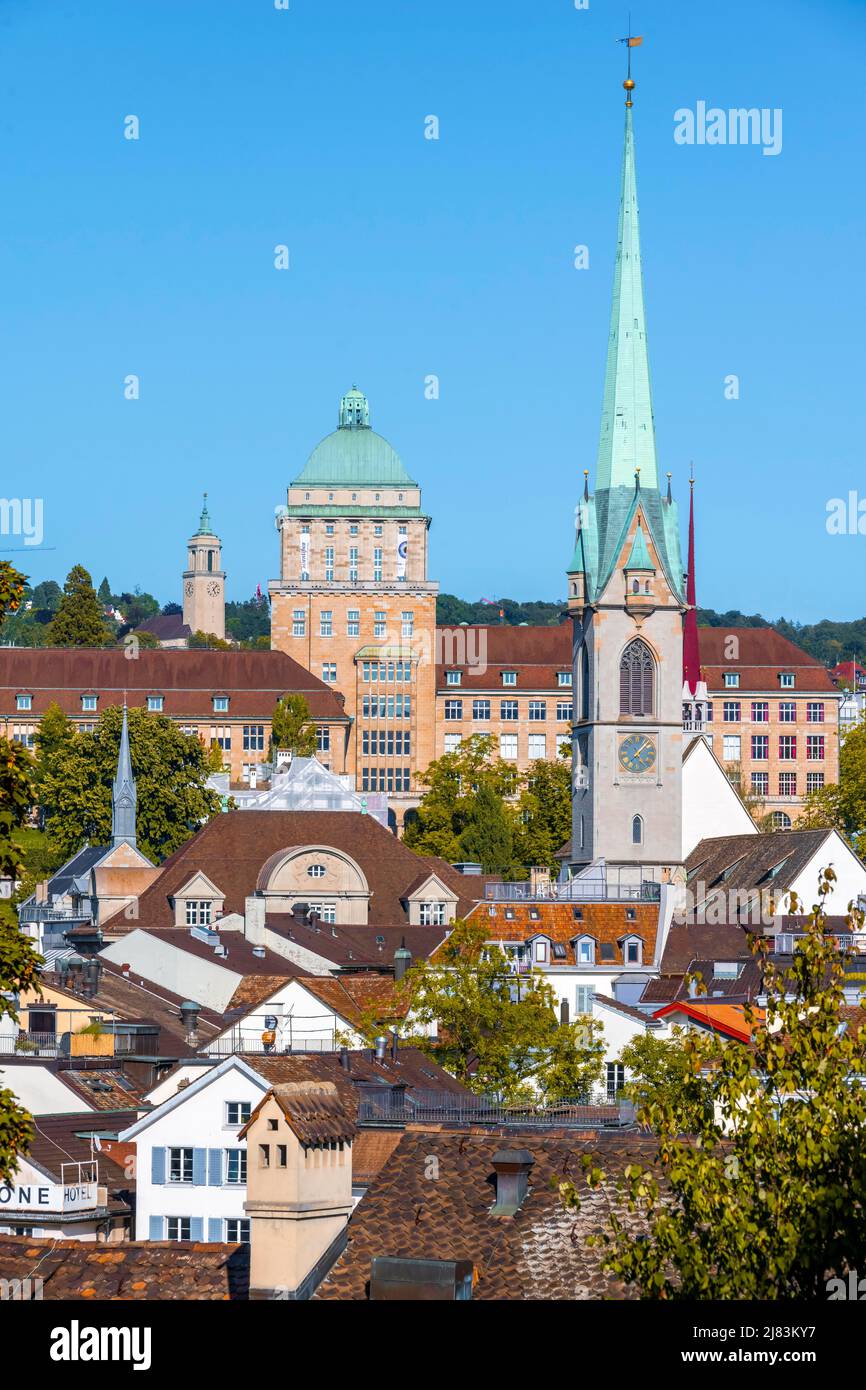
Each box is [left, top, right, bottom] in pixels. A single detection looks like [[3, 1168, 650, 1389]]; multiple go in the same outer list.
[[374, 1035, 388, 1061], [339, 1046, 351, 1072], [245, 893, 266, 947], [370, 1257, 474, 1301], [179, 1000, 200, 1047], [559, 998, 570, 1027], [390, 1029, 399, 1062], [241, 1082, 356, 1300], [490, 1150, 534, 1217], [393, 937, 412, 982], [292, 902, 309, 924]]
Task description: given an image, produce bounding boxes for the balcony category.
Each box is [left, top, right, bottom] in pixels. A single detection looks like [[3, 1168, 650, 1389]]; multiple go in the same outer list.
[[486, 876, 661, 904]]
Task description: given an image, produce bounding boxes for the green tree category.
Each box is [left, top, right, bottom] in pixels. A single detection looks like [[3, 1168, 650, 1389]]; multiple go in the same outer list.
[[459, 782, 514, 875], [558, 871, 866, 1299], [799, 713, 866, 857], [513, 755, 572, 873], [226, 595, 271, 643], [617, 1028, 713, 1133], [394, 918, 602, 1103], [97, 577, 112, 605], [403, 734, 518, 863], [0, 561, 41, 1180], [31, 579, 62, 615], [39, 705, 221, 863], [271, 695, 317, 758], [188, 629, 232, 650], [48, 565, 111, 647], [33, 702, 76, 825]]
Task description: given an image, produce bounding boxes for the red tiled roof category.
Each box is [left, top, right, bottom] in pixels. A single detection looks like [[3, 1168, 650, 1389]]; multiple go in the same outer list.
[[0, 647, 348, 722], [435, 624, 571, 691], [0, 1236, 249, 1299], [464, 900, 660, 966], [697, 628, 837, 694]]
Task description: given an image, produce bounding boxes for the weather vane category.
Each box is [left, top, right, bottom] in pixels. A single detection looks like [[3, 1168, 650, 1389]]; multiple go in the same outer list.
[[617, 16, 644, 105]]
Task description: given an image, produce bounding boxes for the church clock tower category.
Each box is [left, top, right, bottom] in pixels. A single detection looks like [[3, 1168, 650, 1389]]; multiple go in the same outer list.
[[183, 494, 226, 641], [567, 74, 687, 880]]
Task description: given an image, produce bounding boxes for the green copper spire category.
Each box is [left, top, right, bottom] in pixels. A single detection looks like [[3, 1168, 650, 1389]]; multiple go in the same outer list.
[[195, 492, 214, 536], [595, 103, 658, 491]]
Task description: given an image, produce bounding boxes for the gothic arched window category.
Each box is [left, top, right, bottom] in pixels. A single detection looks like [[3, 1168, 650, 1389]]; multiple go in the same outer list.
[[620, 639, 654, 717], [632, 814, 643, 845], [580, 643, 590, 721]]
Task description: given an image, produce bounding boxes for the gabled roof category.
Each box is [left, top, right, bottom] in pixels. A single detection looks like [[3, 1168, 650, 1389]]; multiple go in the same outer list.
[[697, 628, 838, 694], [238, 1081, 357, 1147], [465, 900, 661, 967], [653, 1001, 763, 1043], [684, 830, 839, 910]]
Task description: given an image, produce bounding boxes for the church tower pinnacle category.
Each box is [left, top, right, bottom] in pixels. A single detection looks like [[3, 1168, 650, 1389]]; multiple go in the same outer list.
[[566, 56, 687, 880], [112, 705, 137, 849], [183, 494, 226, 641]]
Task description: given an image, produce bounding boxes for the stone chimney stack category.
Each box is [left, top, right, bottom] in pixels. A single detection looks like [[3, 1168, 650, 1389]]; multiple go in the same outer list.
[[239, 1081, 357, 1299], [244, 893, 267, 947]]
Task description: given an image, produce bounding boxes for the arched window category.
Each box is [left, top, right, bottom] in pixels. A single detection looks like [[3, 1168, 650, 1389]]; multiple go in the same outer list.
[[632, 815, 643, 845], [771, 811, 792, 830], [620, 639, 654, 716], [580, 643, 590, 721]]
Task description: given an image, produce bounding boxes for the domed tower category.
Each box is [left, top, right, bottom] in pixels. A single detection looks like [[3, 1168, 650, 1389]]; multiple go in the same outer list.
[[269, 387, 438, 822], [183, 494, 226, 641]]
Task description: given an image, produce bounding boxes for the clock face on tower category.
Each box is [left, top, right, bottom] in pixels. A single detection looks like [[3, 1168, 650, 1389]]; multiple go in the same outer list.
[[618, 733, 657, 775], [184, 581, 194, 597], [207, 581, 221, 597]]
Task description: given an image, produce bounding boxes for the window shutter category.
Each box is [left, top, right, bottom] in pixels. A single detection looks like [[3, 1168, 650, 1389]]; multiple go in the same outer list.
[[208, 1149, 224, 1186], [151, 1147, 166, 1185], [149, 1215, 163, 1240], [189, 1217, 204, 1243], [192, 1149, 207, 1186], [207, 1217, 223, 1243]]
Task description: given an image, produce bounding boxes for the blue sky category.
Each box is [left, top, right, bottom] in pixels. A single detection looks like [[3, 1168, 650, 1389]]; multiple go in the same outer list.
[[1, 0, 864, 622]]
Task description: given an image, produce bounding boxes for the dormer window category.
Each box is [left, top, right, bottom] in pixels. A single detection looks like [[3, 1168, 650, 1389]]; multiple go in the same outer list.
[[501, 671, 517, 687], [16, 693, 32, 711], [780, 672, 795, 688], [213, 696, 229, 713], [446, 671, 462, 686], [557, 671, 572, 687], [724, 672, 740, 688], [622, 936, 643, 965], [419, 901, 447, 926], [81, 695, 97, 712], [147, 695, 164, 712], [575, 935, 595, 965], [533, 938, 549, 964]]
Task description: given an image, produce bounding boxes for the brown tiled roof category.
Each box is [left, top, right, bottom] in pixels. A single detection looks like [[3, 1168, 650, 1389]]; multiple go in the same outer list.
[[135, 614, 191, 642], [240, 1081, 357, 1146], [138, 928, 305, 981], [685, 830, 837, 909], [317, 1128, 657, 1300], [226, 973, 307, 1011], [0, 647, 347, 721], [465, 900, 660, 966], [52, 1068, 149, 1112], [435, 624, 571, 691], [592, 995, 664, 1026], [697, 628, 837, 694], [25, 1110, 138, 1186], [118, 811, 483, 934], [351, 1128, 404, 1185], [40, 965, 224, 1057], [657, 924, 754, 974], [0, 1236, 249, 1299], [297, 974, 407, 1028], [264, 916, 448, 968], [244, 1046, 471, 1101]]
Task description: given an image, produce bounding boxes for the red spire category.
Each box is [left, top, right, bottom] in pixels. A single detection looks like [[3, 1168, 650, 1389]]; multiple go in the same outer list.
[[682, 476, 701, 696]]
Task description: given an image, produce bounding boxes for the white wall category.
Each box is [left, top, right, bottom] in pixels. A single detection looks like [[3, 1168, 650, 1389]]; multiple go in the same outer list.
[[0, 1064, 92, 1116], [143, 1062, 216, 1108], [682, 737, 757, 859], [787, 832, 866, 919], [204, 979, 364, 1056], [100, 930, 244, 1012], [590, 996, 668, 1070]]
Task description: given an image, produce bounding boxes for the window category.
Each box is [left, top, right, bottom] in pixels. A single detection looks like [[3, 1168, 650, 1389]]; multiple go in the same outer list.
[[722, 735, 741, 761], [576, 938, 595, 965], [374, 611, 386, 639], [533, 940, 548, 963], [723, 672, 740, 688], [147, 696, 164, 712], [779, 772, 797, 796], [779, 736, 797, 760], [772, 811, 792, 828], [624, 937, 642, 964], [277, 1146, 288, 1168], [320, 903, 337, 924], [349, 547, 359, 584], [472, 699, 491, 721], [500, 700, 518, 721], [575, 984, 595, 1013], [320, 610, 332, 637], [806, 772, 825, 792], [212, 695, 229, 712], [501, 671, 517, 687], [15, 694, 32, 711], [169, 1148, 194, 1184], [325, 522, 334, 533], [373, 547, 383, 582], [225, 1149, 247, 1184], [243, 725, 265, 751], [374, 525, 383, 537], [167, 1217, 191, 1241], [499, 733, 518, 760], [528, 700, 546, 721], [444, 699, 463, 720], [751, 701, 768, 722], [349, 523, 358, 536], [292, 609, 306, 637], [778, 701, 796, 723], [419, 901, 447, 926], [751, 735, 769, 760], [723, 701, 741, 723], [527, 733, 546, 759], [81, 695, 97, 712], [780, 673, 795, 688], [307, 864, 326, 878], [444, 733, 461, 753], [551, 701, 571, 725], [401, 611, 414, 638], [807, 702, 825, 723], [316, 726, 330, 753], [446, 670, 462, 686], [226, 1101, 251, 1127], [185, 900, 212, 926], [606, 1063, 625, 1099], [619, 639, 654, 716], [631, 815, 643, 846], [751, 771, 769, 795], [557, 671, 572, 687], [226, 1219, 250, 1243], [347, 609, 360, 637], [324, 547, 334, 581], [322, 663, 337, 683], [259, 1144, 270, 1168], [806, 735, 825, 761]]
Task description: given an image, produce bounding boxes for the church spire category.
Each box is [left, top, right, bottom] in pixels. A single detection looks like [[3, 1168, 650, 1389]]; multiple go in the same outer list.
[[594, 87, 658, 491], [112, 705, 137, 849], [682, 476, 701, 696], [194, 492, 214, 537]]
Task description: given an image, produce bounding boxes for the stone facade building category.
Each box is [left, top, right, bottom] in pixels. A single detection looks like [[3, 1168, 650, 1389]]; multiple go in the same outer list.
[[183, 495, 226, 641]]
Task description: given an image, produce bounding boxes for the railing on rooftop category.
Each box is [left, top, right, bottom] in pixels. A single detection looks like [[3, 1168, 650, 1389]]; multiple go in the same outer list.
[[356, 1087, 636, 1128], [17, 905, 90, 925], [486, 877, 661, 904]]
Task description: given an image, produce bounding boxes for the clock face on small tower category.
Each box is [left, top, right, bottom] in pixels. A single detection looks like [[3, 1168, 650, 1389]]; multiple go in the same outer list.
[[184, 581, 194, 597], [618, 733, 657, 774], [207, 581, 221, 597]]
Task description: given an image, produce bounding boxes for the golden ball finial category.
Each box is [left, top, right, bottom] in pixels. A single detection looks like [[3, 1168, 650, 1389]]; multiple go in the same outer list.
[[623, 78, 635, 91]]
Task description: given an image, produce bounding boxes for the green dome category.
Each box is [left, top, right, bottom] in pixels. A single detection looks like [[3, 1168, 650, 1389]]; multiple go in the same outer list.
[[292, 388, 417, 488]]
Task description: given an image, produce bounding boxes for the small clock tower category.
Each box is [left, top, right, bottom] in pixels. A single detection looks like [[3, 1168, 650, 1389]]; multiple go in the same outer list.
[[566, 74, 687, 881], [183, 494, 226, 641]]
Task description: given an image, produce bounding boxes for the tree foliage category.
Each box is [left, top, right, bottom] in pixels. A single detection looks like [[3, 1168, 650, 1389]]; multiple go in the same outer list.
[[38, 705, 221, 863], [48, 565, 111, 647], [558, 871, 866, 1299], [512, 754, 572, 871], [617, 1028, 713, 1133], [271, 695, 317, 758], [403, 735, 518, 865]]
